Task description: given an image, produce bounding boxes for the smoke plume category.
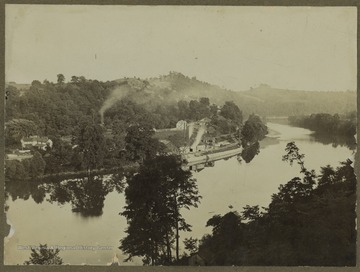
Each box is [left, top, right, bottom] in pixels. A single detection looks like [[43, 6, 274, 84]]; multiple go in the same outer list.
[[99, 82, 130, 124], [99, 79, 151, 124], [188, 123, 194, 139], [191, 125, 205, 150]]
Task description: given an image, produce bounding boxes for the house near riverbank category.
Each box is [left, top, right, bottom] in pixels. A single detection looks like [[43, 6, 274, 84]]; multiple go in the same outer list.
[[5, 149, 33, 161], [21, 136, 53, 150]]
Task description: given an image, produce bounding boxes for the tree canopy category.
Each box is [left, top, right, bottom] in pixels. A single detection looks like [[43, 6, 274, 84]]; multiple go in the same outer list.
[[72, 120, 106, 173], [24, 244, 63, 265], [194, 142, 356, 266], [120, 155, 201, 265]]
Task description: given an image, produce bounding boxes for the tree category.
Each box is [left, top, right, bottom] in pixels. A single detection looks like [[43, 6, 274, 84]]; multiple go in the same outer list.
[[5, 85, 21, 121], [183, 237, 199, 255], [241, 114, 267, 145], [5, 118, 38, 147], [264, 143, 355, 266], [70, 76, 79, 83], [240, 141, 260, 163], [112, 119, 127, 150], [209, 104, 218, 116], [29, 151, 46, 178], [198, 212, 244, 265], [72, 119, 106, 173], [125, 124, 162, 162], [282, 141, 316, 189], [24, 244, 63, 265], [5, 160, 27, 180], [57, 74, 65, 84], [31, 80, 42, 89], [188, 98, 211, 121], [47, 175, 112, 216], [220, 101, 243, 125], [197, 143, 356, 266], [199, 97, 210, 107], [188, 100, 201, 120], [120, 155, 201, 265], [288, 113, 356, 138], [241, 205, 262, 222], [43, 137, 73, 174], [210, 115, 237, 134], [177, 100, 189, 120]]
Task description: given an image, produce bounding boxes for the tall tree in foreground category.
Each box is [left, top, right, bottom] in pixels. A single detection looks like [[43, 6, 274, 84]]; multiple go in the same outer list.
[[196, 142, 356, 266], [199, 212, 244, 265], [120, 155, 201, 265]]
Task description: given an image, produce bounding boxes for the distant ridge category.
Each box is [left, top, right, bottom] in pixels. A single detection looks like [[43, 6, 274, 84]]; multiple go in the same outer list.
[[125, 72, 356, 116], [7, 72, 356, 117], [6, 82, 31, 90]]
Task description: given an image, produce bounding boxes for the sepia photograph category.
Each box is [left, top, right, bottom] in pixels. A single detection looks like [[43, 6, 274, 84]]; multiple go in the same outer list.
[[4, 4, 357, 266]]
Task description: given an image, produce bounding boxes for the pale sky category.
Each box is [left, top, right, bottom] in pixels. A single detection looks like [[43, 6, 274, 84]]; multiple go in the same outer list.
[[5, 5, 357, 92]]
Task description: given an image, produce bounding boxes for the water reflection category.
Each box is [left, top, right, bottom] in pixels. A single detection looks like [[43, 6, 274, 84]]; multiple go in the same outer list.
[[240, 142, 260, 163], [5, 178, 46, 204], [5, 172, 126, 218], [311, 133, 356, 151], [5, 122, 356, 265], [45, 174, 125, 217], [266, 122, 356, 151]]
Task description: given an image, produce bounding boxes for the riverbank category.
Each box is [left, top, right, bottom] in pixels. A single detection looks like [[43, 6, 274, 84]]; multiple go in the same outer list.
[[33, 163, 139, 182], [5, 122, 355, 265]]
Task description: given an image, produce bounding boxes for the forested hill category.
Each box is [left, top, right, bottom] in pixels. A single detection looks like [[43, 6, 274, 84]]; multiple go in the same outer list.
[[145, 72, 356, 116], [6, 72, 356, 121]]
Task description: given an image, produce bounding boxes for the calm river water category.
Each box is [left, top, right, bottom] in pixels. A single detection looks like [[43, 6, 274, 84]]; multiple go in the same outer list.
[[4, 122, 355, 265]]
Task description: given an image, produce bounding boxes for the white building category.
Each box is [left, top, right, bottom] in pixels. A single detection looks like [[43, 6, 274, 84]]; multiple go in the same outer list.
[[21, 136, 53, 150], [176, 120, 187, 130]]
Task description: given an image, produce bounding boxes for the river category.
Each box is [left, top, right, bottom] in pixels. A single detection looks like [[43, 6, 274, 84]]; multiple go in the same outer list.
[[4, 122, 355, 265]]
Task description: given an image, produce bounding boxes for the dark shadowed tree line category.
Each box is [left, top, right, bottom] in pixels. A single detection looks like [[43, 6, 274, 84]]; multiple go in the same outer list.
[[288, 113, 356, 138], [120, 155, 201, 265], [6, 74, 269, 179], [189, 142, 356, 266]]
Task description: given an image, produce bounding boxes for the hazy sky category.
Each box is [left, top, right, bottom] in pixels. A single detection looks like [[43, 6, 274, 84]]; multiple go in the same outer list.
[[6, 5, 357, 91]]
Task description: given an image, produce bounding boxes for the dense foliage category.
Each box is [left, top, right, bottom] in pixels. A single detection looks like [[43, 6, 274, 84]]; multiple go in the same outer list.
[[72, 119, 106, 173], [241, 114, 268, 146], [6, 74, 264, 179], [5, 151, 46, 180], [24, 244, 63, 265], [194, 142, 356, 266], [5, 74, 355, 266], [5, 78, 112, 136], [120, 155, 201, 265], [288, 113, 356, 137], [46, 174, 125, 216], [5, 171, 127, 217]]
